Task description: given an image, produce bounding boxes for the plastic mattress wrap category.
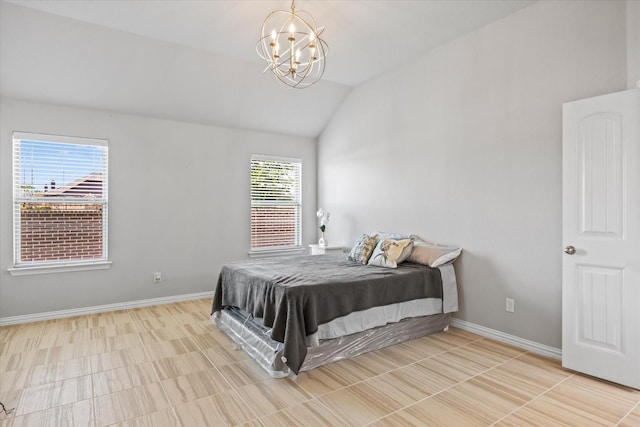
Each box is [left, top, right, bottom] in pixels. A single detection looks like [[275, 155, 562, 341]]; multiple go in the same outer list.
[[214, 307, 452, 378]]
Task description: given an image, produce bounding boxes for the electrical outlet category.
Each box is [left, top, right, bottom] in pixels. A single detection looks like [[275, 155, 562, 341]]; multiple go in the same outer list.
[[506, 298, 515, 313], [154, 272, 161, 284]]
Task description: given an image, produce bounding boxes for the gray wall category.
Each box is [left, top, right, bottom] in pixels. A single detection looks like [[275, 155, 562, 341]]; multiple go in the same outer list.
[[0, 98, 317, 317], [317, 0, 629, 349], [628, 0, 640, 88]]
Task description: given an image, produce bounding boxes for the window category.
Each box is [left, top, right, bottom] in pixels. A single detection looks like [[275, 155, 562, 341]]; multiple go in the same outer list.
[[12, 132, 109, 271], [250, 154, 302, 252]]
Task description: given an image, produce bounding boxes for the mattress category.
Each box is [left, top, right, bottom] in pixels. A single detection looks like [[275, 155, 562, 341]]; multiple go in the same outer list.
[[214, 307, 452, 378]]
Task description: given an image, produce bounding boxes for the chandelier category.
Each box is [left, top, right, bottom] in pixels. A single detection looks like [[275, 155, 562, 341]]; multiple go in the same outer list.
[[257, 0, 328, 89]]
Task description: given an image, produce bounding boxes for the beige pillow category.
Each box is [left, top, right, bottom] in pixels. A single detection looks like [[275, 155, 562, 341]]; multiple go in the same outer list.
[[407, 241, 462, 267], [367, 238, 414, 268]]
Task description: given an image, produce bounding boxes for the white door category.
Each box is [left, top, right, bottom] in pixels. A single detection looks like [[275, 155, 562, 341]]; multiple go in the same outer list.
[[562, 89, 640, 389]]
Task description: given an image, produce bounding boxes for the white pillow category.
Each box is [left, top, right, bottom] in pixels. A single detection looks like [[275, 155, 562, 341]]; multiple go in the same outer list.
[[408, 234, 433, 244], [407, 241, 462, 267], [368, 231, 407, 240]]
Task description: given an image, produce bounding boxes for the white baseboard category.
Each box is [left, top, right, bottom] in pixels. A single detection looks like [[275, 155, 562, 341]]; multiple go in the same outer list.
[[450, 318, 562, 360], [0, 291, 214, 326]]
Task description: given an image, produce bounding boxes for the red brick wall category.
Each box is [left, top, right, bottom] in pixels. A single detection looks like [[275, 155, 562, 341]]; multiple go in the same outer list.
[[20, 204, 104, 262], [251, 206, 298, 248]]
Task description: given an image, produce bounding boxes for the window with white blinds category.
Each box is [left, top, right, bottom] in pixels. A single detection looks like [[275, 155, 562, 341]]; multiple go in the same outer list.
[[12, 132, 109, 267], [250, 154, 302, 251]]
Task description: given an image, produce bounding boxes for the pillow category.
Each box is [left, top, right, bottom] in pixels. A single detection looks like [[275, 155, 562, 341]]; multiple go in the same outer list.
[[408, 234, 433, 244], [367, 238, 414, 268], [407, 241, 462, 267], [347, 234, 379, 264], [369, 231, 406, 240]]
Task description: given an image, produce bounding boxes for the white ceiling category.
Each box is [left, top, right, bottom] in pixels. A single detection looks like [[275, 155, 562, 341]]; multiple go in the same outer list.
[[0, 0, 535, 137]]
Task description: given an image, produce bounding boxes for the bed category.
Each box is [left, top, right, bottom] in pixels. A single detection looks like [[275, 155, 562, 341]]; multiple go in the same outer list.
[[211, 253, 458, 378]]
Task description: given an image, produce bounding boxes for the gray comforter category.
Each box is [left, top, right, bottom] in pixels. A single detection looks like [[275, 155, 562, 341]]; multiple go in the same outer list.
[[211, 254, 442, 374]]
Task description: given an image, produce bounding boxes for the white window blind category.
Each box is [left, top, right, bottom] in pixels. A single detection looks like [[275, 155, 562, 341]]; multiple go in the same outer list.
[[250, 154, 302, 251], [12, 132, 109, 267]]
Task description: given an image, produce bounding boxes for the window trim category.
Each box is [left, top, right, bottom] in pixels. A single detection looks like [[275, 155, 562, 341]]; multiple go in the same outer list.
[[11, 131, 109, 271], [250, 154, 302, 254], [8, 260, 112, 276], [247, 248, 305, 258]]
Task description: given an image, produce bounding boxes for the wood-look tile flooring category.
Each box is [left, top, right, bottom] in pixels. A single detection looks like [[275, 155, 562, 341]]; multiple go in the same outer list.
[[1, 298, 639, 426]]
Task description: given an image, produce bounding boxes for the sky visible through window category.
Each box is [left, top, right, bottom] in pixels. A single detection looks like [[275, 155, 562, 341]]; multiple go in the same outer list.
[[19, 140, 105, 192]]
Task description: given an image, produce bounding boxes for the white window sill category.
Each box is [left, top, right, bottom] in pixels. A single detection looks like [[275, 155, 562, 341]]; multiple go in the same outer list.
[[248, 248, 305, 258], [8, 260, 112, 276]]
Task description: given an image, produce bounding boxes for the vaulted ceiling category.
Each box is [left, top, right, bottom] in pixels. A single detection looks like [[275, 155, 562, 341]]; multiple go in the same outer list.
[[0, 0, 534, 138]]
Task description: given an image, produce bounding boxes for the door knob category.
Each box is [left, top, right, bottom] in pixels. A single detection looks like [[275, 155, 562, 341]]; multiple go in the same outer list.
[[564, 245, 576, 255]]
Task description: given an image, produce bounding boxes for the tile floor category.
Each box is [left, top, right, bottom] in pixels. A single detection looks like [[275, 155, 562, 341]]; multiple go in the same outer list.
[[0, 298, 638, 426]]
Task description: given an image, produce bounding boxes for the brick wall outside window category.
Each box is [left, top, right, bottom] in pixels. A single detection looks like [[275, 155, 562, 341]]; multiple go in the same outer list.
[[251, 206, 297, 248], [20, 203, 103, 262]]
